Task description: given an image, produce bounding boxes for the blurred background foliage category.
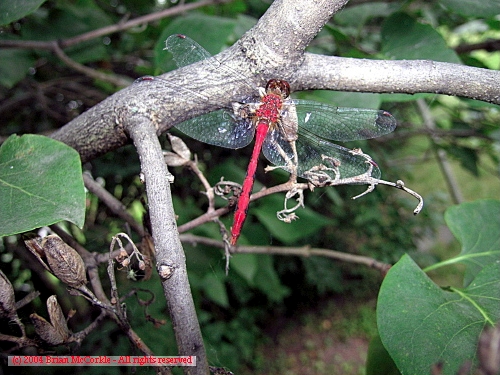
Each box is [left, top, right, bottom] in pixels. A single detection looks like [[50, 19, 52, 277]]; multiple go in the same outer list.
[[1, 0, 500, 373]]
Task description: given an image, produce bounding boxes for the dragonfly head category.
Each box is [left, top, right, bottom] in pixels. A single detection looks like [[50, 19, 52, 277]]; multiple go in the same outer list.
[[266, 79, 290, 99]]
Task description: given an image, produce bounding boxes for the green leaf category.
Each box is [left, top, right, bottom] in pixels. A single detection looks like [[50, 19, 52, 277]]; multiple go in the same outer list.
[[366, 333, 401, 375], [21, 2, 113, 40], [378, 254, 500, 375], [252, 255, 290, 302], [444, 200, 500, 286], [19, 2, 111, 64], [201, 272, 229, 308], [252, 194, 334, 244], [444, 145, 479, 176], [438, 0, 500, 18], [0, 0, 47, 25], [381, 13, 461, 64], [155, 14, 238, 73], [230, 253, 258, 284], [0, 135, 85, 236]]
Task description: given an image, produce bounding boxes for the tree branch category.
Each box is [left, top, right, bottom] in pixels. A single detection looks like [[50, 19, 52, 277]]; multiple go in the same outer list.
[[293, 55, 500, 103], [125, 114, 208, 375], [50, 0, 500, 165]]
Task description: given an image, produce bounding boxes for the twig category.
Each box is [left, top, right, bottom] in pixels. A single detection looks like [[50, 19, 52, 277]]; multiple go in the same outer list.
[[0, 1, 231, 88], [69, 309, 108, 345], [0, 0, 231, 50], [0, 334, 38, 351], [83, 172, 146, 237], [417, 99, 463, 204], [177, 180, 309, 234], [179, 234, 392, 274], [14, 291, 40, 310], [52, 42, 132, 87]]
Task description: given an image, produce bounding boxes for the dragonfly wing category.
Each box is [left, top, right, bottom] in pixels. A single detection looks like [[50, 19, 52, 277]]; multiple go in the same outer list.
[[165, 34, 212, 68], [262, 127, 381, 182], [175, 109, 255, 149], [286, 100, 396, 141]]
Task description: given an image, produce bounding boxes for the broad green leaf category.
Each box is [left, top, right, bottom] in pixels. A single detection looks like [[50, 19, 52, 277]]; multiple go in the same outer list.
[[201, 272, 229, 308], [381, 13, 461, 64], [444, 145, 479, 176], [444, 200, 500, 286], [21, 1, 113, 40], [230, 253, 258, 284], [0, 0, 47, 25], [19, 2, 111, 64], [438, 0, 500, 18], [0, 49, 35, 89], [0, 135, 85, 236], [366, 333, 401, 375], [252, 255, 290, 302], [378, 254, 500, 375], [155, 14, 238, 73], [252, 194, 334, 244]]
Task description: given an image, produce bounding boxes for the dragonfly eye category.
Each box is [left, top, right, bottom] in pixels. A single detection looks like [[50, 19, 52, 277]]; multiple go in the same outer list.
[[266, 79, 290, 98]]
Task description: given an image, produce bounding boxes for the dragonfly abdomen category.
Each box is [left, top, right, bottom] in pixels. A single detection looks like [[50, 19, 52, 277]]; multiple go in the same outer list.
[[230, 121, 269, 245]]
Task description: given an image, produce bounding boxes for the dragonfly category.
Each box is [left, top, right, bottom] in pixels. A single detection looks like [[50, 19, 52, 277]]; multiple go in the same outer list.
[[164, 34, 398, 246]]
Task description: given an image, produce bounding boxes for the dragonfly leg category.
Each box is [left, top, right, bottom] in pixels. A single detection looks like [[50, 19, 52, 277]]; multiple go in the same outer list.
[[264, 140, 299, 181], [277, 186, 305, 223]]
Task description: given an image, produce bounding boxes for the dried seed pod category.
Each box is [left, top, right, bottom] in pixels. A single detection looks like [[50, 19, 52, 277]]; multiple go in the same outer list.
[[168, 134, 191, 160], [25, 235, 87, 288], [46, 295, 70, 341], [30, 313, 65, 345], [43, 236, 87, 288], [30, 296, 71, 345], [163, 151, 188, 167], [0, 270, 17, 319], [24, 237, 52, 273]]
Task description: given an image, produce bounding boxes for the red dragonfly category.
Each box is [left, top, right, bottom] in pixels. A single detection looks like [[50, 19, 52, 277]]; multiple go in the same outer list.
[[165, 34, 397, 245]]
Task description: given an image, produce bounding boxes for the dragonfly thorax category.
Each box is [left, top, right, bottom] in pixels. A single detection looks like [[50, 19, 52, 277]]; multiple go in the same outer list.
[[254, 93, 284, 125]]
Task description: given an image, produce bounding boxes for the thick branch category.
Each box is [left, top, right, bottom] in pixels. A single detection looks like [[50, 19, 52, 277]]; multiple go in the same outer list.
[[125, 114, 208, 375], [293, 55, 500, 103], [51, 0, 500, 164]]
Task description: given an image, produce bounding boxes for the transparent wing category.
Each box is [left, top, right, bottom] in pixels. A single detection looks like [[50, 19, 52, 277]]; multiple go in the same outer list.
[[285, 100, 396, 141], [165, 34, 212, 68], [262, 127, 381, 182], [175, 109, 255, 149]]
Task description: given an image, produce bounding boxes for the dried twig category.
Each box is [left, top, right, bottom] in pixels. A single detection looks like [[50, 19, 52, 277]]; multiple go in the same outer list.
[[179, 234, 392, 274]]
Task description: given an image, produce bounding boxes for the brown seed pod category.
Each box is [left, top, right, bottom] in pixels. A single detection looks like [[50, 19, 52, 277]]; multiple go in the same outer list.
[[46, 295, 70, 341], [30, 295, 71, 345], [0, 270, 17, 319], [25, 235, 87, 288]]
